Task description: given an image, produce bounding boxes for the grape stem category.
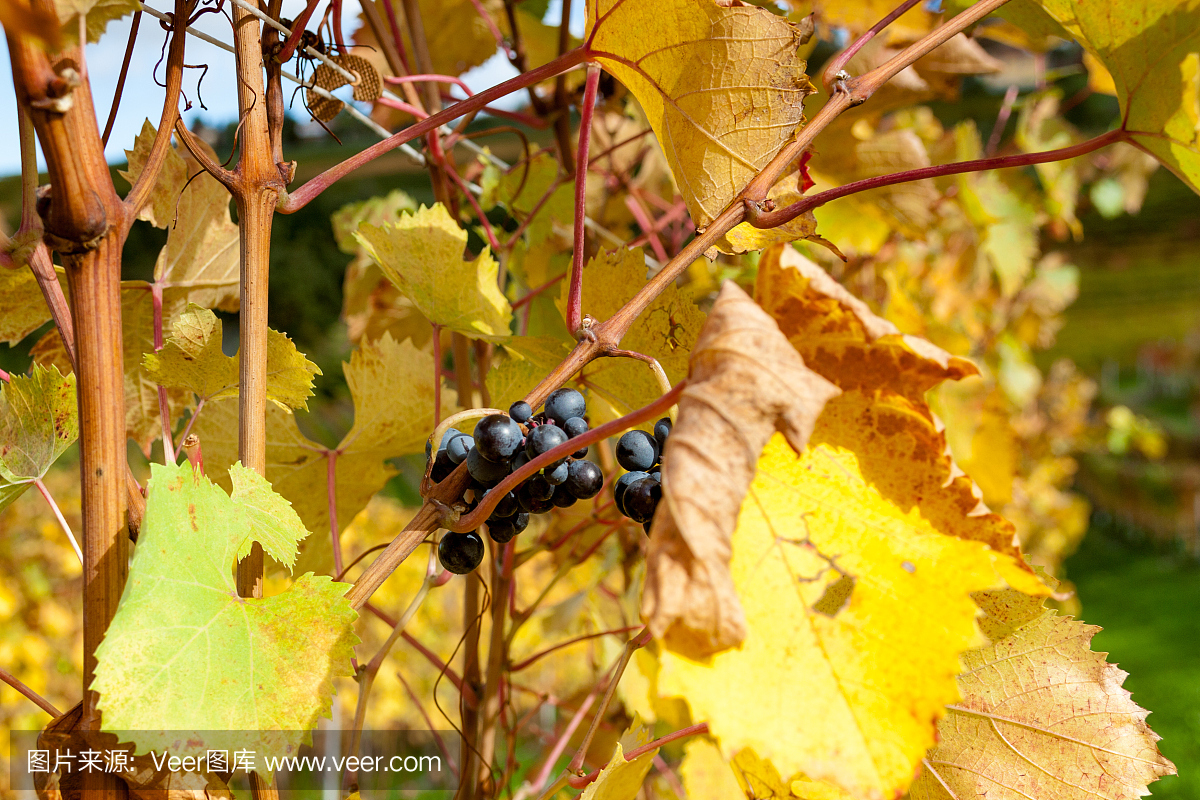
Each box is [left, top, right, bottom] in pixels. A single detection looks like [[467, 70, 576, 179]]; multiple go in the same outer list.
[[0, 666, 60, 717], [448, 381, 686, 532]]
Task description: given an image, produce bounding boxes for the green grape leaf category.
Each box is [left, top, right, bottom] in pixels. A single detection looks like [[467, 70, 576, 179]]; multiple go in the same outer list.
[[555, 247, 705, 421], [142, 304, 321, 409], [1033, 0, 1200, 194], [0, 366, 77, 513], [92, 460, 358, 756], [356, 204, 513, 339], [0, 264, 54, 345], [585, 0, 815, 230], [331, 190, 419, 255]]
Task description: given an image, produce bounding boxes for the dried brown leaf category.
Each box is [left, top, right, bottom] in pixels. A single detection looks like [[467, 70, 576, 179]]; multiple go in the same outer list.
[[642, 281, 840, 658]]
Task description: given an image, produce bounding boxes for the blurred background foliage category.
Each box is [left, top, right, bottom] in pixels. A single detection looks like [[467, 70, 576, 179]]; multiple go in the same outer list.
[[1, 2, 1197, 796]]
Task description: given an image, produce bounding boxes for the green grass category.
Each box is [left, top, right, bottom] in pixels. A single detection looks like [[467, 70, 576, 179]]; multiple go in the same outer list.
[[1064, 523, 1200, 797]]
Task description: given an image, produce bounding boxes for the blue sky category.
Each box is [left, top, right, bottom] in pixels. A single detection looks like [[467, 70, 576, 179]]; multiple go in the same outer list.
[[0, 0, 582, 178]]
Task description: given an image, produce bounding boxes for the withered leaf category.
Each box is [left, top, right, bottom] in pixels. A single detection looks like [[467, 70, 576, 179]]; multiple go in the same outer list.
[[642, 281, 840, 658]]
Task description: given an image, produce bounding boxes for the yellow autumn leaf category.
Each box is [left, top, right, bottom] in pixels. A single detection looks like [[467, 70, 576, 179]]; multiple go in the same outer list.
[[580, 719, 657, 800], [658, 434, 1018, 800], [485, 336, 573, 412], [1034, 0, 1200, 193], [910, 610, 1176, 799], [142, 305, 321, 410], [681, 739, 746, 800], [0, 264, 53, 346], [586, 0, 815, 230], [356, 204, 512, 340], [481, 150, 573, 247], [555, 247, 705, 422], [360, 0, 501, 78], [754, 244, 1047, 597]]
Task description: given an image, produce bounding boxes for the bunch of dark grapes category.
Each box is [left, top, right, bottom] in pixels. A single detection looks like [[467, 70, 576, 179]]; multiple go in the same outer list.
[[429, 388, 605, 574], [612, 418, 671, 535]]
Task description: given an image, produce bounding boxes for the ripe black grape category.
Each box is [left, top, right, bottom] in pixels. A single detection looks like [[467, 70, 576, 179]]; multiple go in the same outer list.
[[474, 414, 524, 462], [509, 400, 533, 424], [526, 473, 555, 501], [526, 494, 555, 514], [430, 448, 456, 482], [565, 460, 603, 499], [544, 461, 569, 485], [562, 416, 588, 438], [613, 470, 650, 515], [623, 476, 662, 523], [467, 447, 509, 484], [446, 434, 473, 465], [488, 512, 529, 544], [439, 531, 485, 574], [616, 430, 658, 472], [545, 387, 586, 425], [552, 489, 577, 508], [526, 423, 568, 465], [654, 418, 672, 452], [486, 488, 519, 519]]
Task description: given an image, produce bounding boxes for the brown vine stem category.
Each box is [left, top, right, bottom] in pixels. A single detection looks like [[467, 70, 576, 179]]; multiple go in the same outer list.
[[567, 627, 652, 773], [101, 9, 141, 146], [455, 571, 484, 800], [821, 0, 922, 93], [0, 666, 61, 717], [476, 540, 514, 793], [346, 0, 1018, 611], [15, 83, 148, 540], [567, 63, 601, 337], [9, 13, 140, 785], [746, 128, 1128, 229], [227, 0, 287, 602]]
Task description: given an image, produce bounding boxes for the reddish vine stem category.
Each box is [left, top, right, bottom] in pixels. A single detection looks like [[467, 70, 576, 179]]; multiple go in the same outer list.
[[821, 0, 923, 93], [510, 624, 642, 672], [0, 665, 61, 717], [102, 9, 141, 146], [566, 63, 601, 337], [511, 272, 566, 309], [745, 128, 1127, 228]]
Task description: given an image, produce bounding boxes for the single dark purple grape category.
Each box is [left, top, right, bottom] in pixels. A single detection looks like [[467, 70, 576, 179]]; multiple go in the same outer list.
[[516, 483, 535, 513], [474, 414, 524, 462], [565, 460, 603, 500], [616, 430, 658, 473], [545, 387, 587, 425], [439, 531, 485, 574], [488, 512, 529, 543], [623, 476, 662, 523], [527, 493, 555, 514], [544, 461, 569, 485], [467, 447, 510, 485], [526, 472, 555, 501], [552, 489, 577, 508], [562, 416, 588, 438], [572, 445, 589, 459], [613, 470, 650, 516], [526, 423, 568, 466], [446, 433, 474, 465], [430, 448, 456, 482], [486, 488, 519, 520], [509, 400, 533, 424], [653, 418, 672, 452], [511, 450, 530, 473]]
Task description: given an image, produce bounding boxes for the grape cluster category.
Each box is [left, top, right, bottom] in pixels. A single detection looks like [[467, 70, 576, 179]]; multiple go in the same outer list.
[[429, 389, 674, 576], [429, 388, 604, 574]]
